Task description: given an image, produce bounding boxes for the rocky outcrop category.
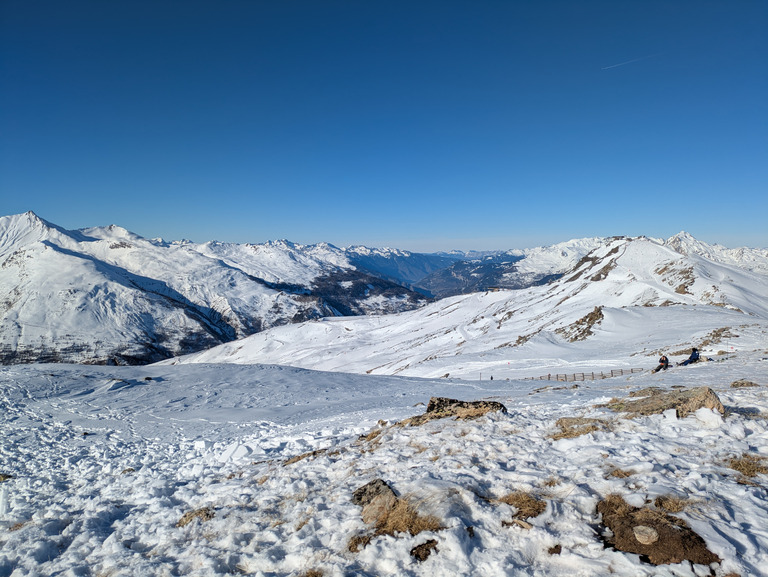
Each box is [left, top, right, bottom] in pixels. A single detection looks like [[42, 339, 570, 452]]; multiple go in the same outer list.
[[602, 387, 724, 419], [400, 397, 508, 427]]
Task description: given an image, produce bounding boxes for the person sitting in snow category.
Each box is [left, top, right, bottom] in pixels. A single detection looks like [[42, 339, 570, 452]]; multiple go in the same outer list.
[[678, 348, 700, 366], [652, 354, 669, 373]]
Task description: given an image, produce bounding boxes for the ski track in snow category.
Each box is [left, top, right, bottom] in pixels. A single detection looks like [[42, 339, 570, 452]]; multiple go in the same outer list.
[[2, 354, 768, 576]]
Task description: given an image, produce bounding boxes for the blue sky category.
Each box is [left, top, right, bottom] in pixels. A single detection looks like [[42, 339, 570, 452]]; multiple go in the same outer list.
[[1, 1, 766, 251]]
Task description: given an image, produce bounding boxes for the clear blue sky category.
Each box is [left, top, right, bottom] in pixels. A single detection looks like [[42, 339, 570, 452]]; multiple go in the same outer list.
[[1, 1, 766, 251]]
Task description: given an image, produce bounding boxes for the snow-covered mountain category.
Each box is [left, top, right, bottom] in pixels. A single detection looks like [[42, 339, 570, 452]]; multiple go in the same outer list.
[[3, 224, 768, 576], [414, 238, 605, 297], [0, 212, 427, 364], [167, 235, 768, 378], [3, 212, 766, 368]]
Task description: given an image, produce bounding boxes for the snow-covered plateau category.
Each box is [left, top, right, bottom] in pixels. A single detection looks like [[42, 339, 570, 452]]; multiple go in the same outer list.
[[1, 325, 768, 576]]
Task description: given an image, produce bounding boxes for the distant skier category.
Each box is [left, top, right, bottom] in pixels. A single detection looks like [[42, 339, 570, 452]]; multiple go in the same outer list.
[[678, 348, 700, 366], [651, 354, 669, 373]]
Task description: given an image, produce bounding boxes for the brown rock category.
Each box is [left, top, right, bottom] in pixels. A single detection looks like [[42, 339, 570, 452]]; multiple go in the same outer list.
[[352, 479, 399, 524], [731, 379, 759, 388], [426, 397, 508, 415], [602, 387, 724, 418], [401, 397, 508, 426]]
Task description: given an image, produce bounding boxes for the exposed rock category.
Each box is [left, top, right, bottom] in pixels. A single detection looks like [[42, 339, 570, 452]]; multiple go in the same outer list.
[[632, 525, 659, 545], [410, 539, 438, 561], [598, 495, 720, 566], [731, 379, 759, 388], [426, 397, 508, 416], [556, 306, 604, 342], [352, 479, 399, 524], [601, 387, 724, 419], [399, 397, 507, 427], [628, 387, 665, 398]]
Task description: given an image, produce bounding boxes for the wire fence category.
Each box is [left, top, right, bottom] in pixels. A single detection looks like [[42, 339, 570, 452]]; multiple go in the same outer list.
[[524, 368, 645, 382]]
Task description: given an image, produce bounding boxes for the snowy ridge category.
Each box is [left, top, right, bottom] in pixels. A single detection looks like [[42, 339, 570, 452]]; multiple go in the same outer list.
[[168, 236, 768, 379], [0, 212, 426, 364], [665, 231, 768, 275]]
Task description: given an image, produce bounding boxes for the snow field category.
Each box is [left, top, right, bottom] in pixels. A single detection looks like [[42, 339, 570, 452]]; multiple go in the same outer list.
[[1, 352, 768, 576]]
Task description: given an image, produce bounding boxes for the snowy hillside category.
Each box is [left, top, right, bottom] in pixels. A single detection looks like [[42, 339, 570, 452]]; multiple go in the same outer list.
[[168, 236, 768, 379], [2, 222, 768, 575], [2, 346, 767, 576], [0, 212, 427, 364]]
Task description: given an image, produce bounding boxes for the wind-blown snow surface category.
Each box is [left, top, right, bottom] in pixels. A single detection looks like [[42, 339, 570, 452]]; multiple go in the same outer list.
[[2, 351, 768, 576]]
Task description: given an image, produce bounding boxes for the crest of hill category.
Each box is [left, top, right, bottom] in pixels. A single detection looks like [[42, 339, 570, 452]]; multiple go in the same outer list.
[[167, 235, 768, 378], [0, 212, 426, 365]]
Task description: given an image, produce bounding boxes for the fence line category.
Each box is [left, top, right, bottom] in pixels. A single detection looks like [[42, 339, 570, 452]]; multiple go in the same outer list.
[[524, 368, 644, 382]]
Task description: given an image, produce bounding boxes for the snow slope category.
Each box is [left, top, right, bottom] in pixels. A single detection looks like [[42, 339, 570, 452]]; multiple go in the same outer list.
[[0, 213, 426, 364], [167, 236, 768, 379], [1, 350, 767, 576], [2, 230, 768, 576]]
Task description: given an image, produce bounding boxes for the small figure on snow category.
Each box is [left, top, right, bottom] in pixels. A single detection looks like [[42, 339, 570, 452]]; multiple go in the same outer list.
[[678, 348, 700, 366], [652, 354, 669, 373]]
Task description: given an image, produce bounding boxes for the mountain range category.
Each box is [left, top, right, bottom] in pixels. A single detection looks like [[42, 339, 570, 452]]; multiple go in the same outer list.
[[165, 234, 768, 378], [1, 211, 767, 366]]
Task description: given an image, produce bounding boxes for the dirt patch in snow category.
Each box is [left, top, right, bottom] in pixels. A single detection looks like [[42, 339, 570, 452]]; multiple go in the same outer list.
[[597, 494, 720, 566]]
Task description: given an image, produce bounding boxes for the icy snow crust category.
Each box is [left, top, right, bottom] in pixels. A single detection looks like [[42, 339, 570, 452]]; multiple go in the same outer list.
[[2, 352, 768, 576]]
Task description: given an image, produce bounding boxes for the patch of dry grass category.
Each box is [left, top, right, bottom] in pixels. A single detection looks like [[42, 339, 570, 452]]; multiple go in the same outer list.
[[409, 441, 428, 454], [375, 499, 442, 536], [727, 453, 768, 477], [299, 570, 324, 577], [654, 494, 694, 513], [348, 534, 372, 552], [176, 506, 215, 528], [608, 467, 634, 479], [359, 428, 383, 443], [349, 496, 443, 552], [284, 448, 328, 466], [400, 406, 501, 427], [497, 491, 546, 519], [550, 417, 606, 440], [601, 494, 636, 517]]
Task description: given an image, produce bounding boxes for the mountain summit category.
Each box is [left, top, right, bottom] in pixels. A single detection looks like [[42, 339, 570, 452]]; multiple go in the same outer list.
[[0, 213, 427, 364]]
